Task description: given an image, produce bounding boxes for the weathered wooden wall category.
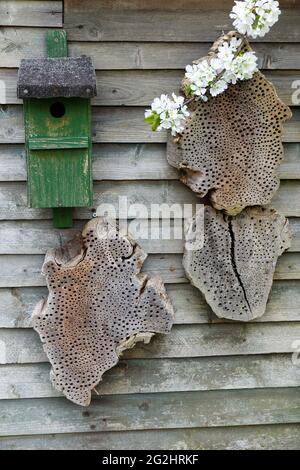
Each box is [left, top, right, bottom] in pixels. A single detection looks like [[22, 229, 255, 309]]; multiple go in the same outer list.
[[0, 0, 299, 450]]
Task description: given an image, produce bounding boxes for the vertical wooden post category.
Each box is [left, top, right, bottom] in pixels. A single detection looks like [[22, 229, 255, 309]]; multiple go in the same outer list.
[[47, 30, 73, 229]]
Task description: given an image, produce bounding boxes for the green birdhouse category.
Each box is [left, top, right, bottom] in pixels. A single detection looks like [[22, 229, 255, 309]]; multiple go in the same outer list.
[[17, 30, 97, 228]]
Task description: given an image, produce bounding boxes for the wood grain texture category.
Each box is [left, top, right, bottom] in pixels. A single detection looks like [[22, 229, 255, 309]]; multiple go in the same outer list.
[[64, 6, 300, 42], [0, 251, 299, 288], [65, 1, 299, 10], [1, 423, 299, 450], [0, 388, 299, 436], [0, 354, 299, 400], [1, 69, 299, 106], [0, 28, 48, 68], [31, 217, 174, 406], [0, 0, 299, 447], [0, 1, 62, 27], [1, 29, 300, 69], [88, 106, 300, 144], [0, 143, 299, 181], [183, 207, 292, 321], [0, 180, 299, 220], [0, 106, 299, 144], [0, 218, 299, 254], [1, 322, 300, 364], [0, 280, 299, 328], [68, 41, 300, 70], [167, 39, 292, 215]]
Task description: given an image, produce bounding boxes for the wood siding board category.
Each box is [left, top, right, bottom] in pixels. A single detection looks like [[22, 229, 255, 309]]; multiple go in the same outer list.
[[0, 1, 62, 28], [64, 1, 300, 10], [0, 388, 299, 436], [64, 7, 300, 43], [0, 280, 299, 329], [1, 323, 300, 364], [1, 69, 299, 106], [0, 252, 298, 288], [0, 181, 299, 220], [0, 218, 299, 254], [0, 354, 299, 400], [0, 106, 299, 144], [1, 31, 300, 69], [68, 42, 300, 70], [0, 280, 299, 328], [1, 423, 300, 450], [0, 143, 299, 181]]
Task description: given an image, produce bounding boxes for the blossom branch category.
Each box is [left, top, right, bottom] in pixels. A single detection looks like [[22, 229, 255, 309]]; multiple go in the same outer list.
[[144, 0, 281, 136]]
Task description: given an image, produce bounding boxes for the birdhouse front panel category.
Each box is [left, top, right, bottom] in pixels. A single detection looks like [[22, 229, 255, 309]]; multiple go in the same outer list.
[[24, 97, 92, 208]]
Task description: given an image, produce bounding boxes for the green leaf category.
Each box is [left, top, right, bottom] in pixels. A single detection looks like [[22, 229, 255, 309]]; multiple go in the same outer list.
[[184, 83, 194, 97], [252, 14, 260, 30], [144, 115, 155, 124], [144, 111, 161, 131], [151, 113, 161, 131]]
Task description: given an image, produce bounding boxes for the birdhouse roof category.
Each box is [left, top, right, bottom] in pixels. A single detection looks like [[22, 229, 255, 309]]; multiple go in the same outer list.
[[17, 56, 97, 99]]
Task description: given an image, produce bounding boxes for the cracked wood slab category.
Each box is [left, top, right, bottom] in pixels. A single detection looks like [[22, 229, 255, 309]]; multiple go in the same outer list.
[[32, 217, 174, 406], [167, 32, 292, 215], [183, 206, 292, 321]]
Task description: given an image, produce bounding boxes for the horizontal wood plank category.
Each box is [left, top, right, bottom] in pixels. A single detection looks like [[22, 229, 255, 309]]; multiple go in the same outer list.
[[0, 28, 48, 68], [0, 106, 299, 143], [0, 143, 299, 181], [0, 1, 62, 27], [90, 107, 300, 143], [1, 28, 299, 69], [0, 251, 298, 288], [1, 423, 299, 450], [69, 42, 300, 70], [143, 252, 300, 283], [0, 354, 299, 400], [1, 322, 300, 364], [64, 7, 300, 43], [0, 387, 299, 436], [0, 69, 298, 106], [0, 218, 299, 254], [1, 280, 299, 328], [0, 180, 299, 220], [65, 1, 299, 10]]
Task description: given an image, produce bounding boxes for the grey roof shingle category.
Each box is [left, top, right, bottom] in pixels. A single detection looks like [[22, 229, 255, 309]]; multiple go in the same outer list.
[[17, 56, 97, 99]]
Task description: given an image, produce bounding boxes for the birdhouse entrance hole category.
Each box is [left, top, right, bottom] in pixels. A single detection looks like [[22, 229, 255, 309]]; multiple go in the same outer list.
[[50, 101, 66, 118]]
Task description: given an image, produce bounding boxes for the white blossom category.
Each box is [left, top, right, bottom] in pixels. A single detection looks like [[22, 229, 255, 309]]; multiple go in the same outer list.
[[185, 59, 218, 100], [185, 59, 217, 87], [216, 42, 236, 69], [231, 51, 258, 80], [223, 68, 239, 85], [190, 83, 208, 100], [185, 63, 202, 83], [215, 37, 242, 72], [229, 36, 243, 50], [197, 60, 217, 83], [210, 79, 228, 97], [230, 0, 281, 38], [144, 93, 189, 136], [150, 94, 171, 114]]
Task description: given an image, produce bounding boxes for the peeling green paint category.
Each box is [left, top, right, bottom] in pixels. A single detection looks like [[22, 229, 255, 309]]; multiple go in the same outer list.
[[22, 30, 93, 228]]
